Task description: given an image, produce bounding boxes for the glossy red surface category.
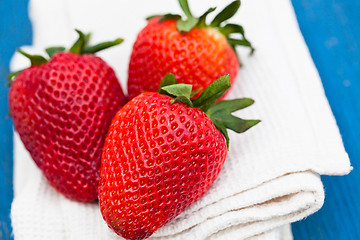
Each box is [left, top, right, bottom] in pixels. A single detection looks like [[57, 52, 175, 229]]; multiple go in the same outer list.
[[127, 17, 239, 100], [9, 52, 126, 202], [99, 92, 227, 239]]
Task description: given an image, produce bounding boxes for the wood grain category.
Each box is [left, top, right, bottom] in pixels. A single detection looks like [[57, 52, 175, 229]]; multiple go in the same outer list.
[[291, 0, 360, 239], [0, 1, 32, 239]]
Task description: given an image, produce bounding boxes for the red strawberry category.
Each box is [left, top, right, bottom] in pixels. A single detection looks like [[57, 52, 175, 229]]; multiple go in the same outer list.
[[99, 74, 259, 239], [127, 0, 254, 100], [8, 30, 126, 202]]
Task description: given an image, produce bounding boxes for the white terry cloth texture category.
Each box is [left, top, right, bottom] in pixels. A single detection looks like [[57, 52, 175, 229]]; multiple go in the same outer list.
[[10, 0, 351, 239]]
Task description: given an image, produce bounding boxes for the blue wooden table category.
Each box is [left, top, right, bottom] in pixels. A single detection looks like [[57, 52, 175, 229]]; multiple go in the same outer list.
[[291, 1, 360, 239], [0, 0, 359, 239], [0, 1, 32, 239]]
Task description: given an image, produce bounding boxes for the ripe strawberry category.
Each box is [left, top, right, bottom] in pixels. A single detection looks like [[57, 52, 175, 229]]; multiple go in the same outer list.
[[127, 0, 254, 100], [8, 30, 126, 202], [99, 74, 259, 239]]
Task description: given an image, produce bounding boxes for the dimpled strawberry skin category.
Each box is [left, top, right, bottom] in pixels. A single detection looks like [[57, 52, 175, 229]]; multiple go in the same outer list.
[[99, 92, 227, 239], [9, 52, 126, 202], [127, 17, 239, 100]]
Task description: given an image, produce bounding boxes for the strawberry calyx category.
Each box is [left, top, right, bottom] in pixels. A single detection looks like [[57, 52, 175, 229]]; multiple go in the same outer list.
[[7, 29, 123, 84], [7, 49, 49, 86], [17, 49, 48, 66], [69, 29, 123, 55], [159, 73, 260, 147], [149, 0, 254, 55]]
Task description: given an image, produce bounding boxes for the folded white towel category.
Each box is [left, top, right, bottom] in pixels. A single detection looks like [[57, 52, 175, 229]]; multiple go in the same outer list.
[[11, 0, 351, 239]]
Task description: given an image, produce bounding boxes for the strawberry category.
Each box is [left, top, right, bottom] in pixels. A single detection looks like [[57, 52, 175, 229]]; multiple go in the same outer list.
[[99, 74, 259, 239], [127, 0, 254, 100], [8, 30, 126, 202]]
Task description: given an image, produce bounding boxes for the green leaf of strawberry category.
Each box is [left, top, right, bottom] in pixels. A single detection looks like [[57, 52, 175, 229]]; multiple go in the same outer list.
[[45, 46, 66, 58], [158, 74, 259, 147], [17, 49, 48, 66], [8, 29, 123, 82], [176, 17, 198, 33], [210, 0, 240, 27], [161, 84, 192, 99]]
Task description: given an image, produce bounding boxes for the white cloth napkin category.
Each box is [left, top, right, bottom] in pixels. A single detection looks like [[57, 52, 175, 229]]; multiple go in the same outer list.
[[10, 0, 351, 239]]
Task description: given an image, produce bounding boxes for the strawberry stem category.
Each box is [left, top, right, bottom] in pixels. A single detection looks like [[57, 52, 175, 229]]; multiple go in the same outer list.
[[45, 46, 66, 58], [206, 98, 260, 147], [160, 75, 194, 107], [7, 49, 48, 84], [158, 73, 178, 95], [45, 47, 65, 58], [210, 0, 240, 27], [192, 75, 231, 112], [9, 29, 123, 82], [162, 84, 192, 99], [158, 74, 260, 147], [220, 23, 255, 55], [83, 38, 124, 54], [171, 96, 193, 107], [198, 7, 216, 28], [7, 69, 23, 86], [178, 0, 193, 18], [150, 0, 254, 55], [158, 14, 181, 22], [17, 49, 48, 66], [69, 29, 88, 54], [70, 29, 123, 55], [176, 18, 198, 33]]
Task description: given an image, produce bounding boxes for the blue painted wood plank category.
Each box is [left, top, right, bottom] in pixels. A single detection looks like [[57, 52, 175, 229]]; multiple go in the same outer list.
[[291, 0, 360, 239], [0, 0, 32, 239]]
